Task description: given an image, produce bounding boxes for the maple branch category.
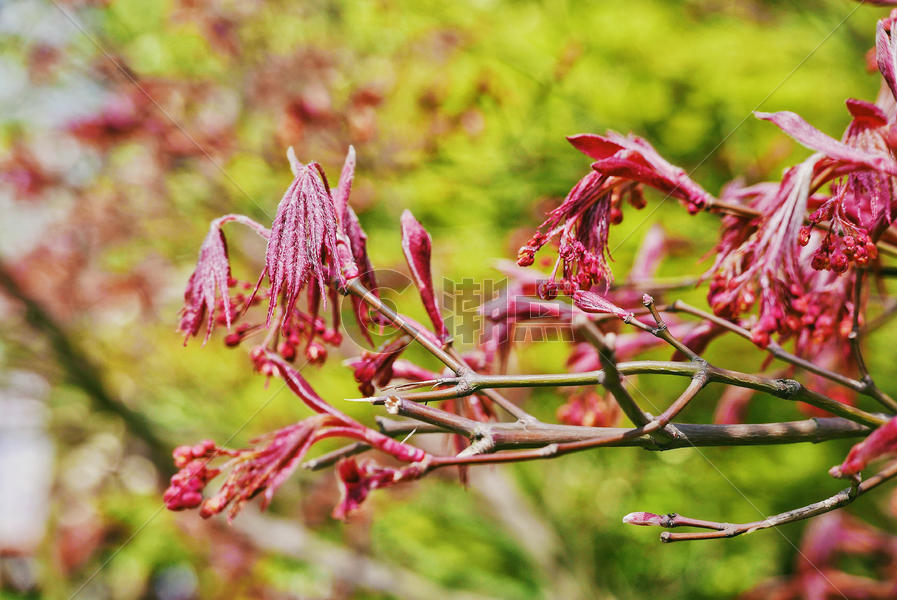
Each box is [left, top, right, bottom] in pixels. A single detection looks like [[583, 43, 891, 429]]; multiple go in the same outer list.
[[848, 270, 897, 412], [371, 360, 886, 428], [345, 277, 536, 423], [445, 345, 538, 424], [669, 300, 890, 403], [344, 277, 457, 368], [650, 459, 897, 543], [303, 441, 371, 470], [426, 370, 710, 467], [332, 272, 887, 533], [573, 317, 652, 428], [303, 415, 870, 471], [642, 294, 700, 361]]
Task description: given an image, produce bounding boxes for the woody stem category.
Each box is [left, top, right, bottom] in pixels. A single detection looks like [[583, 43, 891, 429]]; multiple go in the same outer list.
[[668, 299, 893, 407], [378, 360, 885, 428], [303, 414, 870, 471], [642, 294, 700, 361], [848, 270, 897, 412], [573, 317, 652, 428], [345, 278, 536, 423], [426, 370, 710, 469], [656, 459, 897, 543]]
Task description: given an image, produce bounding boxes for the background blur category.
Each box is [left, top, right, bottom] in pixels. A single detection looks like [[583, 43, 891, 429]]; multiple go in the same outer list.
[[1, 0, 896, 598]]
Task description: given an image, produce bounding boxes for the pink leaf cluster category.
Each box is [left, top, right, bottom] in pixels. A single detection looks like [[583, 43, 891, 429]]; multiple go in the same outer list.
[[346, 335, 412, 397], [570, 132, 713, 214], [163, 355, 429, 520], [263, 148, 343, 326], [179, 214, 269, 344], [515, 132, 712, 296]]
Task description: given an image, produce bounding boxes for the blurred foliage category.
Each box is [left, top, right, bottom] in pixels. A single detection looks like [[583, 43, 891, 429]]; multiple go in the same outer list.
[[2, 0, 897, 598]]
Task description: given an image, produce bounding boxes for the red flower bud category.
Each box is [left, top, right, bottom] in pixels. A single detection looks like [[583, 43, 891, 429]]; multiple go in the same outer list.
[[305, 341, 327, 364], [277, 341, 297, 361], [609, 206, 624, 224]]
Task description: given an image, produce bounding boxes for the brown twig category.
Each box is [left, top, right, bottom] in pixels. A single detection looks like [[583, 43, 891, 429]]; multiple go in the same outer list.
[[642, 293, 701, 361], [847, 270, 897, 412], [304, 413, 871, 471], [427, 369, 710, 468], [372, 360, 886, 428], [345, 278, 537, 423], [669, 300, 884, 399], [647, 459, 897, 543], [573, 317, 651, 428]]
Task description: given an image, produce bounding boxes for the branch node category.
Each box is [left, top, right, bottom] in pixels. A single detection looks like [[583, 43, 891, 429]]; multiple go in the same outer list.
[[455, 377, 475, 395], [539, 443, 560, 458], [654, 424, 685, 449], [776, 379, 802, 399], [384, 396, 401, 415], [457, 435, 495, 456]]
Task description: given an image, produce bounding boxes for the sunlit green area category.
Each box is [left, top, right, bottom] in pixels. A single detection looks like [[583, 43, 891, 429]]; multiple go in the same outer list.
[[2, 0, 896, 598]]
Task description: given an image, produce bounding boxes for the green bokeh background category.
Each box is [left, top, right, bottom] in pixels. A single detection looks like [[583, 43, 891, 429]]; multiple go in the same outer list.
[[3, 0, 897, 598]]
